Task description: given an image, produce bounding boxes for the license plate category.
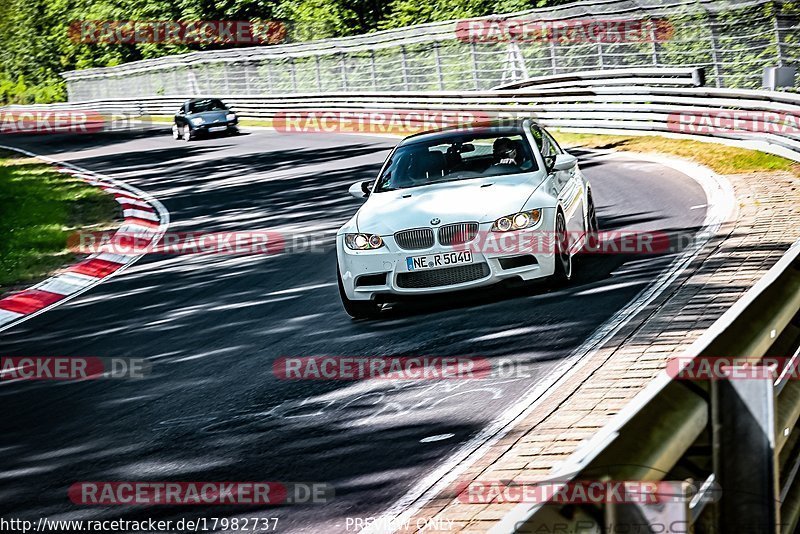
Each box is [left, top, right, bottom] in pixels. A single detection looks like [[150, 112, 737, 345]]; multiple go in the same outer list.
[[406, 251, 472, 271], [209, 125, 227, 132]]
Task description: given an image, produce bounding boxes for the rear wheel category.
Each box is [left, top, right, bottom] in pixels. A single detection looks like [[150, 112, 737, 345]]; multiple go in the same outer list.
[[337, 266, 381, 319], [172, 123, 181, 140], [553, 211, 572, 282]]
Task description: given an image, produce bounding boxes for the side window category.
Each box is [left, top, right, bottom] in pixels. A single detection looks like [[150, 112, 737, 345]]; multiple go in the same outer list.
[[529, 125, 543, 152], [532, 125, 558, 171], [543, 129, 563, 156]]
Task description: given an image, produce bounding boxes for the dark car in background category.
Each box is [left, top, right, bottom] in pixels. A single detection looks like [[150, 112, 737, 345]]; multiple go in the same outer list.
[[172, 98, 239, 141]]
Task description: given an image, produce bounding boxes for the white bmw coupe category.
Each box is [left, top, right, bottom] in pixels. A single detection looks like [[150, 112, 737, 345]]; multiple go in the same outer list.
[[336, 119, 597, 318]]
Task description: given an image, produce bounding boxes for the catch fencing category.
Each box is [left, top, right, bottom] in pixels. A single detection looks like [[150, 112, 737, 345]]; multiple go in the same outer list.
[[61, 0, 800, 101]]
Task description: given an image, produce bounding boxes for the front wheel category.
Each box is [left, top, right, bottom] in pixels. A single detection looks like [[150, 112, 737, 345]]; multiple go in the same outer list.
[[553, 211, 572, 282], [183, 125, 193, 142], [586, 192, 599, 249], [337, 266, 381, 319]]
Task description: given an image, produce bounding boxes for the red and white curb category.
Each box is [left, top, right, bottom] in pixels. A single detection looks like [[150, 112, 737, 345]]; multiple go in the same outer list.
[[0, 145, 170, 334]]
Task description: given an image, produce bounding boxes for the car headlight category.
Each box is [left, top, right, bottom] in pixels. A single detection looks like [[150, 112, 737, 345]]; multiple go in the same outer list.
[[345, 233, 384, 250], [190, 117, 205, 126], [226, 113, 237, 121], [491, 209, 542, 232]]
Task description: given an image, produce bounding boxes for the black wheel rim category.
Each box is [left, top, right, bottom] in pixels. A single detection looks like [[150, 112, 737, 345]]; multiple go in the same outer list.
[[587, 198, 598, 249], [557, 215, 570, 276]]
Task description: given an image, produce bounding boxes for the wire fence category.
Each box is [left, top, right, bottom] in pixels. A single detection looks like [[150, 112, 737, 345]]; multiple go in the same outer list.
[[62, 0, 800, 101]]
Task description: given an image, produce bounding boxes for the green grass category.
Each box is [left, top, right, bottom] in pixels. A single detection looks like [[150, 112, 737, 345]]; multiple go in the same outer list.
[[0, 152, 120, 292], [554, 131, 800, 176]]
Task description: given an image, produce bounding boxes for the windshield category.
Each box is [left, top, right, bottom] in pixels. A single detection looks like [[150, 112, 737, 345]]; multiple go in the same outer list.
[[375, 132, 537, 192], [188, 99, 228, 113]]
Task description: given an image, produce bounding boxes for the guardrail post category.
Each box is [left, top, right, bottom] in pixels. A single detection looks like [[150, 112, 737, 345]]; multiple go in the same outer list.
[[203, 63, 212, 94], [223, 63, 231, 94], [433, 43, 444, 91], [266, 61, 273, 94], [172, 69, 179, 96], [289, 57, 297, 92], [712, 366, 780, 534], [650, 22, 660, 66], [774, 9, 785, 67], [340, 53, 348, 91], [470, 43, 480, 90], [706, 12, 724, 88], [243, 62, 251, 94], [187, 70, 199, 96], [549, 41, 558, 75], [400, 45, 410, 91], [370, 51, 377, 91], [315, 56, 322, 92], [597, 42, 604, 69]]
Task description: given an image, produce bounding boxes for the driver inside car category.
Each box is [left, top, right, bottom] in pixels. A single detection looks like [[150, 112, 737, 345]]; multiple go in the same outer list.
[[492, 137, 519, 165]]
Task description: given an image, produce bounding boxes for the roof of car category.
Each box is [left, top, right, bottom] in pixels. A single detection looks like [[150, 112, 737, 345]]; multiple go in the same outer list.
[[185, 98, 224, 104], [399, 118, 532, 146]]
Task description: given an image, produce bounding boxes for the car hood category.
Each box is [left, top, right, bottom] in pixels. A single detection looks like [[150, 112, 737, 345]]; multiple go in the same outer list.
[[190, 110, 230, 123], [356, 174, 543, 235]]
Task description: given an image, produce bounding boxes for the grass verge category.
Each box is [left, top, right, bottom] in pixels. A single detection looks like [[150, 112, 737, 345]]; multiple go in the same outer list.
[[0, 151, 120, 293], [554, 130, 800, 176]]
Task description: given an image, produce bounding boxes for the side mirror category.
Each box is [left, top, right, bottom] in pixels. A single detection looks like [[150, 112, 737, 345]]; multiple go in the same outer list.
[[349, 180, 372, 199], [553, 153, 577, 171]]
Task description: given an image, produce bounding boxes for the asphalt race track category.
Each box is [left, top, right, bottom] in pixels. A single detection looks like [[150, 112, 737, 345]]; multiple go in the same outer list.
[[0, 127, 707, 533]]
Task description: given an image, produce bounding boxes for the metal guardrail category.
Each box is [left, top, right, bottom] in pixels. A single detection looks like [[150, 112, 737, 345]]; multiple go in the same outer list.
[[15, 67, 800, 161], [495, 239, 800, 534], [493, 67, 707, 89], [59, 0, 800, 100]]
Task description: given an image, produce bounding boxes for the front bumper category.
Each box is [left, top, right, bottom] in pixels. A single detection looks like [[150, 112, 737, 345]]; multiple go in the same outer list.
[[337, 218, 559, 302], [193, 121, 238, 134]]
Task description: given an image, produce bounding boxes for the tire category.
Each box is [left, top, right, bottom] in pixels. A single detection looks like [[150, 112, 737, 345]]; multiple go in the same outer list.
[[183, 124, 193, 142], [553, 210, 572, 282], [172, 123, 181, 140], [337, 266, 381, 319], [585, 192, 599, 250]]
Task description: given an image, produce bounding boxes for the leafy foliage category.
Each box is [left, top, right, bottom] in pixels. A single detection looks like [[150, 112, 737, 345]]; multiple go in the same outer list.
[[0, 0, 570, 103], [0, 0, 794, 103]]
